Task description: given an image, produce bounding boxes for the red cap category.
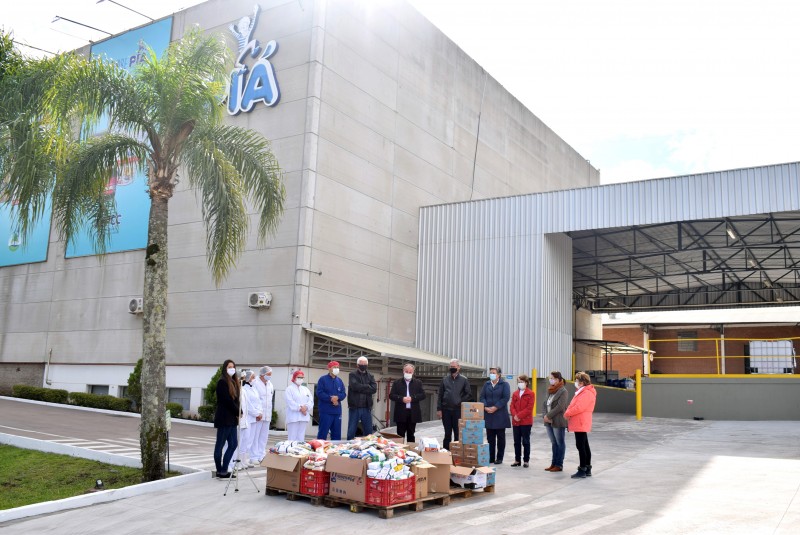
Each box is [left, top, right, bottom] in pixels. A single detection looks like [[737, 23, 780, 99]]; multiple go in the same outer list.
[[291, 369, 305, 382], [328, 361, 340, 369]]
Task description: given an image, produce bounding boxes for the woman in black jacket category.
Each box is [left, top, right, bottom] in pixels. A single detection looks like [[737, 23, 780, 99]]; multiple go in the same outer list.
[[213, 359, 240, 479]]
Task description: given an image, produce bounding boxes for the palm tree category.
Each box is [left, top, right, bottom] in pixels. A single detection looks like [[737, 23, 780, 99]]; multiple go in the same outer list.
[[1, 30, 285, 481]]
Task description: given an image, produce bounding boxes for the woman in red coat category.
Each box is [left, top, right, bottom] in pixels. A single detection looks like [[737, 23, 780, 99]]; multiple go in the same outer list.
[[509, 374, 535, 467], [564, 371, 597, 479]]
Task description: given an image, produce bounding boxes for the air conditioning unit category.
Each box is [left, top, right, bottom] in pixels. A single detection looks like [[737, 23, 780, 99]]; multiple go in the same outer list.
[[128, 297, 143, 314], [248, 291, 272, 309]]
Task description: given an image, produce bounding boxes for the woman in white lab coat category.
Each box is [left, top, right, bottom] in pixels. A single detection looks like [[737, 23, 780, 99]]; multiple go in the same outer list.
[[251, 366, 274, 463], [284, 369, 313, 442], [239, 370, 263, 467]]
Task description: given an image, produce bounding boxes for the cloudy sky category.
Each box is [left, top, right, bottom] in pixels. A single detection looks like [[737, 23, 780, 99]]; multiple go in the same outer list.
[[4, 0, 800, 322], [4, 0, 799, 184]]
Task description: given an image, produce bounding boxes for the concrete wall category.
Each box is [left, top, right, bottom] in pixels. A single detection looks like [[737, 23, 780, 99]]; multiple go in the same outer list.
[[0, 363, 44, 395], [642, 377, 800, 420], [593, 385, 636, 414]]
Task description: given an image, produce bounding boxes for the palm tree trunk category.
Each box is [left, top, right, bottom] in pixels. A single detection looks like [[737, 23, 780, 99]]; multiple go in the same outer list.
[[140, 194, 169, 481]]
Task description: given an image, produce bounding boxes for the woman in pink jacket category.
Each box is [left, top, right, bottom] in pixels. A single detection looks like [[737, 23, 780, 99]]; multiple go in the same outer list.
[[564, 371, 596, 479]]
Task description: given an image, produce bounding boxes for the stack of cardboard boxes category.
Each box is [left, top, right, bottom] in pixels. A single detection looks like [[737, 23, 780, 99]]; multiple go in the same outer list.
[[448, 402, 496, 489]]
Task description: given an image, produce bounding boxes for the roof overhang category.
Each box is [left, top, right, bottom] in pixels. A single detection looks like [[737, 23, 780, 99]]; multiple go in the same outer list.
[[306, 328, 485, 378], [574, 338, 654, 355]]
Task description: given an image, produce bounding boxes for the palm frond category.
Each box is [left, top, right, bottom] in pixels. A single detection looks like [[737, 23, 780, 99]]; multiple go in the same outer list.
[[53, 134, 149, 254], [186, 124, 284, 243], [182, 131, 250, 285]]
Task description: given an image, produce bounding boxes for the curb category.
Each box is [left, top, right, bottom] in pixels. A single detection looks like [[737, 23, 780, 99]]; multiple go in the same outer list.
[[0, 433, 208, 525]]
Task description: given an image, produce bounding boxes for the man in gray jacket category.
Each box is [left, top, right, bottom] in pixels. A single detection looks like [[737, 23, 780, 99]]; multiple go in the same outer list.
[[437, 358, 472, 450]]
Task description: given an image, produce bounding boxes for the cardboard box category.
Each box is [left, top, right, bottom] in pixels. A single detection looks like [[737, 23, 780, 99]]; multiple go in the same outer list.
[[486, 467, 496, 487], [378, 431, 405, 443], [262, 454, 306, 492], [420, 450, 452, 493], [452, 452, 463, 466], [449, 441, 463, 456], [463, 443, 490, 466], [461, 428, 484, 445], [326, 455, 369, 502], [461, 402, 484, 420], [449, 466, 495, 489], [458, 419, 485, 430], [410, 465, 430, 499]]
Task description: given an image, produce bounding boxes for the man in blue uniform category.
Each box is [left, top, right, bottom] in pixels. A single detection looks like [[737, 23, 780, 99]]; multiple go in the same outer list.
[[316, 360, 347, 440]]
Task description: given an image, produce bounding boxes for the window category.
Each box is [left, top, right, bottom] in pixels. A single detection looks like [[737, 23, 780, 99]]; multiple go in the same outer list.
[[168, 388, 191, 411], [677, 331, 698, 352], [89, 384, 109, 396], [119, 386, 129, 399]]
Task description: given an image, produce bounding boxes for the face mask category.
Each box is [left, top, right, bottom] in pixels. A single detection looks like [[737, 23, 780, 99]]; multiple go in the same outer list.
[[358, 364, 367, 372], [518, 383, 525, 390], [227, 368, 236, 376], [489, 373, 497, 381], [295, 378, 304, 386], [549, 378, 556, 385], [331, 368, 340, 376], [449, 367, 458, 374], [404, 373, 413, 381], [574, 381, 581, 389], [265, 375, 271, 381]]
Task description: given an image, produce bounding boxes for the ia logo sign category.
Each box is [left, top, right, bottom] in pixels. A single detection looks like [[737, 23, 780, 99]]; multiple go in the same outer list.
[[226, 5, 280, 114]]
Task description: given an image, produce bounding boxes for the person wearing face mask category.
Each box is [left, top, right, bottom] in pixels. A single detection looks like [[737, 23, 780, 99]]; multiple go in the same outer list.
[[510, 375, 535, 467], [238, 369, 263, 467], [251, 366, 274, 463], [213, 359, 240, 479], [564, 371, 596, 479], [437, 358, 472, 451], [347, 356, 377, 440], [480, 366, 511, 464], [543, 371, 569, 472], [285, 370, 314, 441], [316, 361, 347, 440], [389, 363, 426, 443]]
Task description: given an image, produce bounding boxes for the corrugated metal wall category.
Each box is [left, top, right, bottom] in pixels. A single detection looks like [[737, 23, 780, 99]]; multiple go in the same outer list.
[[416, 162, 800, 377]]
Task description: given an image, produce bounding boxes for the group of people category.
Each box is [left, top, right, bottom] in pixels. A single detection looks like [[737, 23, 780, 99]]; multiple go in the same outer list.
[[213, 356, 597, 480], [212, 360, 274, 479], [440, 360, 597, 479]]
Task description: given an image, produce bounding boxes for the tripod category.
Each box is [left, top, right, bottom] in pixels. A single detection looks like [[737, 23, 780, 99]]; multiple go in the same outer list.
[[223, 424, 261, 496]]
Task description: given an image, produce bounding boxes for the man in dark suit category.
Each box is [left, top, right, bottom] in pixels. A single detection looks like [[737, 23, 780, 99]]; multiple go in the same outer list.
[[389, 363, 427, 443]]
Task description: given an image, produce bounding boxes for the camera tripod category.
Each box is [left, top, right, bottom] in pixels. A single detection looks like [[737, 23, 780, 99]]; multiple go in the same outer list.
[[223, 425, 261, 496]]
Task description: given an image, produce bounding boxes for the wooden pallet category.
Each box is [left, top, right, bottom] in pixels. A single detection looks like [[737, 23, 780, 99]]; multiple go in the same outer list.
[[323, 491, 453, 519], [448, 484, 496, 499], [265, 486, 326, 506]]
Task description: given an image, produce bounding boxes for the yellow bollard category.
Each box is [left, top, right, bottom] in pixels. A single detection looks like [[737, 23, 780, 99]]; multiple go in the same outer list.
[[635, 369, 642, 421], [530, 368, 537, 418]]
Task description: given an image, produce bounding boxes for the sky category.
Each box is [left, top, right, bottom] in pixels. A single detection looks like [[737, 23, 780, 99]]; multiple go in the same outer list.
[[4, 0, 800, 323]]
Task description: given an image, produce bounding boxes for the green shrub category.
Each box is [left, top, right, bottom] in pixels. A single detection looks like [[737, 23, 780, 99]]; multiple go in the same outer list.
[[166, 402, 184, 419], [11, 385, 69, 404], [126, 358, 142, 411], [198, 404, 215, 422], [69, 392, 133, 412]]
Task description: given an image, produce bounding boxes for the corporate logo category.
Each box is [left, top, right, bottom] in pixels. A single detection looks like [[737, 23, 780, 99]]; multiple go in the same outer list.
[[226, 5, 280, 115]]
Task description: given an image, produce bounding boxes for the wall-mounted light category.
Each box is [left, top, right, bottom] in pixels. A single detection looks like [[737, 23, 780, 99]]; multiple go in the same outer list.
[[726, 226, 737, 241]]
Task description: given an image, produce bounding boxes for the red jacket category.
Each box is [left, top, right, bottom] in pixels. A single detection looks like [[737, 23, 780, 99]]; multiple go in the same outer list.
[[564, 384, 596, 432], [510, 388, 535, 426]]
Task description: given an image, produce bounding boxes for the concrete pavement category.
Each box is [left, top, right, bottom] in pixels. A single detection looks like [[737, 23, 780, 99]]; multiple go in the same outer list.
[[1, 399, 799, 534]]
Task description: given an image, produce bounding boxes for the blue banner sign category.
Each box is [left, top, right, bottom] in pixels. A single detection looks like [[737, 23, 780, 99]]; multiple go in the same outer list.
[[0, 198, 53, 267], [66, 17, 173, 258]]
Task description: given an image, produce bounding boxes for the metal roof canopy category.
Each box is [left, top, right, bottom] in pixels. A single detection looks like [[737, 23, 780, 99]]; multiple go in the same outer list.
[[574, 338, 654, 355], [307, 328, 486, 379], [570, 211, 800, 312]]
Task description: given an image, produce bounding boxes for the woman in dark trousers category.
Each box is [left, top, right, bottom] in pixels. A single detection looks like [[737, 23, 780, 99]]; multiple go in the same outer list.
[[543, 371, 569, 472], [510, 374, 535, 467], [480, 366, 511, 464], [564, 371, 597, 479], [213, 359, 240, 479]]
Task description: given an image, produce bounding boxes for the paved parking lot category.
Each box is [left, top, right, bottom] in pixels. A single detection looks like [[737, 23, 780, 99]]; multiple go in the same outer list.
[[1, 397, 799, 534]]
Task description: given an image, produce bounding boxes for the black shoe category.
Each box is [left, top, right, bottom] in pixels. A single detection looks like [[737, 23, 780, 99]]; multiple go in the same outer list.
[[570, 466, 587, 479], [585, 465, 592, 477], [523, 462, 529, 468], [511, 461, 521, 467], [494, 460, 503, 465]]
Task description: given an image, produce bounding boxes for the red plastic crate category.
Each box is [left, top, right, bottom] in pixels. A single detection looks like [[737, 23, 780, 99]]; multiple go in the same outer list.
[[365, 475, 416, 506], [300, 469, 330, 496]]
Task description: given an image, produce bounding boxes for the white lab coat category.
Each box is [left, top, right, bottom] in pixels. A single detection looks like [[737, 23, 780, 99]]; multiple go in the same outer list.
[[252, 377, 274, 461], [253, 376, 274, 422], [239, 382, 262, 429], [284, 383, 313, 424]]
